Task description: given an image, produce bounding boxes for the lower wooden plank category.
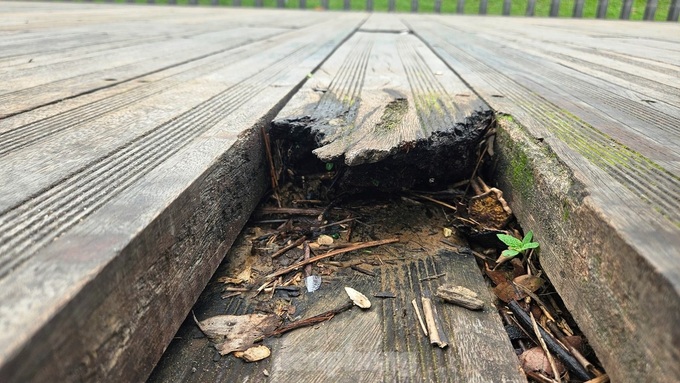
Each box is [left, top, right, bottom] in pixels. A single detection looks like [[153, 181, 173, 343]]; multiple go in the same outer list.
[[149, 200, 526, 382]]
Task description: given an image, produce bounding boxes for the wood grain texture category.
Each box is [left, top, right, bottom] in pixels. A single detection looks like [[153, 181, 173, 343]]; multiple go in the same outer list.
[[407, 16, 680, 383], [271, 31, 490, 192], [0, 3, 365, 382]]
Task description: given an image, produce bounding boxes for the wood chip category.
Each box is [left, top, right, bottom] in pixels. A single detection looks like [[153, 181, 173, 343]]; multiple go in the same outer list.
[[344, 286, 371, 309], [436, 284, 485, 311], [317, 234, 334, 245], [233, 345, 271, 362], [421, 296, 448, 348]]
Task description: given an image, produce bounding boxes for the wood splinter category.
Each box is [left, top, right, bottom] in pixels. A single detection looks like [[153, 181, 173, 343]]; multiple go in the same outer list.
[[421, 296, 448, 349], [436, 284, 485, 311]]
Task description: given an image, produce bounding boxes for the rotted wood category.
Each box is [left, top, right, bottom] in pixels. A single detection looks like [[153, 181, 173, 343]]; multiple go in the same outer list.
[[270, 31, 491, 194]]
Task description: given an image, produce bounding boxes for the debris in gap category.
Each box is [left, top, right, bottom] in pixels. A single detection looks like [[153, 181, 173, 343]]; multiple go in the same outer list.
[[344, 287, 371, 309], [193, 313, 280, 356], [467, 177, 513, 230], [183, 115, 604, 382], [508, 300, 594, 381], [234, 345, 271, 362], [265, 238, 399, 281], [435, 284, 484, 311]]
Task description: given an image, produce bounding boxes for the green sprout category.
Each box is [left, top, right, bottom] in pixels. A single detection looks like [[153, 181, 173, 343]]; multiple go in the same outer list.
[[325, 162, 334, 171], [497, 231, 539, 259]]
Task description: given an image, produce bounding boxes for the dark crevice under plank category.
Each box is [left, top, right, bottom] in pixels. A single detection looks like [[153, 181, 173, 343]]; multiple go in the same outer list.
[[408, 17, 680, 383], [0, 7, 365, 382]]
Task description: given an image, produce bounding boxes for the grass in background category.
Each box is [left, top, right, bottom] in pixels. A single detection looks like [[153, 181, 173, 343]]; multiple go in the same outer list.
[[97, 0, 673, 20]]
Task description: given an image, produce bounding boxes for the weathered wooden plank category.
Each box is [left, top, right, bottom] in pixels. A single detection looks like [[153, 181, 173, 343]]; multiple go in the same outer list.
[[0, 6, 365, 382], [457, 0, 465, 14], [433, 20, 680, 158], [410, 17, 680, 383], [271, 31, 490, 192], [149, 202, 526, 382], [549, 0, 560, 17]]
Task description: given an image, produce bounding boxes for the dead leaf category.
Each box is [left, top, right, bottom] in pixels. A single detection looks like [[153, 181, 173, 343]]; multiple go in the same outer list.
[[193, 313, 280, 355], [493, 282, 526, 303], [485, 264, 512, 286], [234, 345, 271, 362], [514, 275, 545, 293], [345, 286, 371, 309], [519, 347, 565, 378]]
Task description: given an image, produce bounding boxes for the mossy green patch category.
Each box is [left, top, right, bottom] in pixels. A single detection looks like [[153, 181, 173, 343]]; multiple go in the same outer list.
[[376, 98, 408, 131]]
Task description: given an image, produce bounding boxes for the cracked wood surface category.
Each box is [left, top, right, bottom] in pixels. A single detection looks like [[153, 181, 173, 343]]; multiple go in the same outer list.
[[1, 2, 679, 383]]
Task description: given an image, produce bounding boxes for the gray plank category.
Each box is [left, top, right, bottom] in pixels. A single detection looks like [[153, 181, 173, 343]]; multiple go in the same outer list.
[[0, 5, 365, 382], [409, 16, 680, 383]]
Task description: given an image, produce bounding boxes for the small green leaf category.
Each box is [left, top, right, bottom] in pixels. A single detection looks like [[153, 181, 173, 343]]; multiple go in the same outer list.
[[325, 162, 334, 171], [522, 242, 540, 250], [497, 234, 523, 248], [502, 249, 519, 258], [522, 231, 533, 245]]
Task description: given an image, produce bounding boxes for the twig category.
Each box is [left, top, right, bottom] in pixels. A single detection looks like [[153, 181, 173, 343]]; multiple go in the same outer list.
[[508, 301, 593, 381], [420, 272, 446, 281], [271, 236, 307, 259], [262, 301, 354, 339], [257, 207, 324, 216], [224, 287, 250, 292], [547, 321, 598, 376], [531, 312, 560, 383], [265, 238, 399, 280], [350, 264, 376, 277], [261, 126, 281, 208], [317, 217, 356, 230], [410, 193, 457, 212], [421, 296, 447, 348], [411, 299, 428, 336]]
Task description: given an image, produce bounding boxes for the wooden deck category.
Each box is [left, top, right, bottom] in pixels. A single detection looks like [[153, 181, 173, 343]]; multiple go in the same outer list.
[[1, 2, 679, 382]]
